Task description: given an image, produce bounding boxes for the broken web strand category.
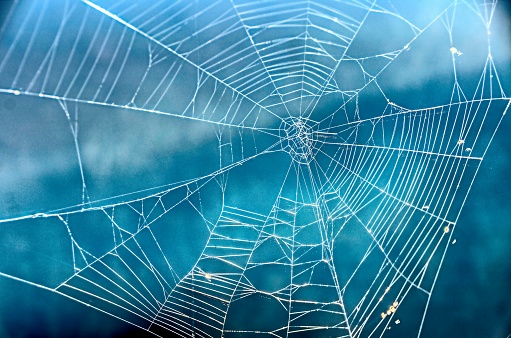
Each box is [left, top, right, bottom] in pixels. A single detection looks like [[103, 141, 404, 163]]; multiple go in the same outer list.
[[58, 100, 91, 206]]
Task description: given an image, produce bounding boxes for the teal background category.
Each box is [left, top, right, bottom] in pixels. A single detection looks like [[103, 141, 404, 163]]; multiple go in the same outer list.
[[0, 0, 509, 337]]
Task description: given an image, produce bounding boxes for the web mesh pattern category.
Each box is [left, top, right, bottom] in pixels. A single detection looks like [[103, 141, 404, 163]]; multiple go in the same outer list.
[[0, 0, 509, 337]]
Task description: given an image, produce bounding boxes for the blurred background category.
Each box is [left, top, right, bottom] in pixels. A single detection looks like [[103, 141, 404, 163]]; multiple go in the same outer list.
[[0, 0, 509, 337]]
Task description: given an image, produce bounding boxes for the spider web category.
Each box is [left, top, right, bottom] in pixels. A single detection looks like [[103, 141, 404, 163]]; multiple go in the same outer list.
[[0, 0, 509, 337]]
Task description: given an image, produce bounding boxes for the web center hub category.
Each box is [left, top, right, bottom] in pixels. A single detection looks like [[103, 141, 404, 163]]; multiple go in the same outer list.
[[280, 117, 318, 164]]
